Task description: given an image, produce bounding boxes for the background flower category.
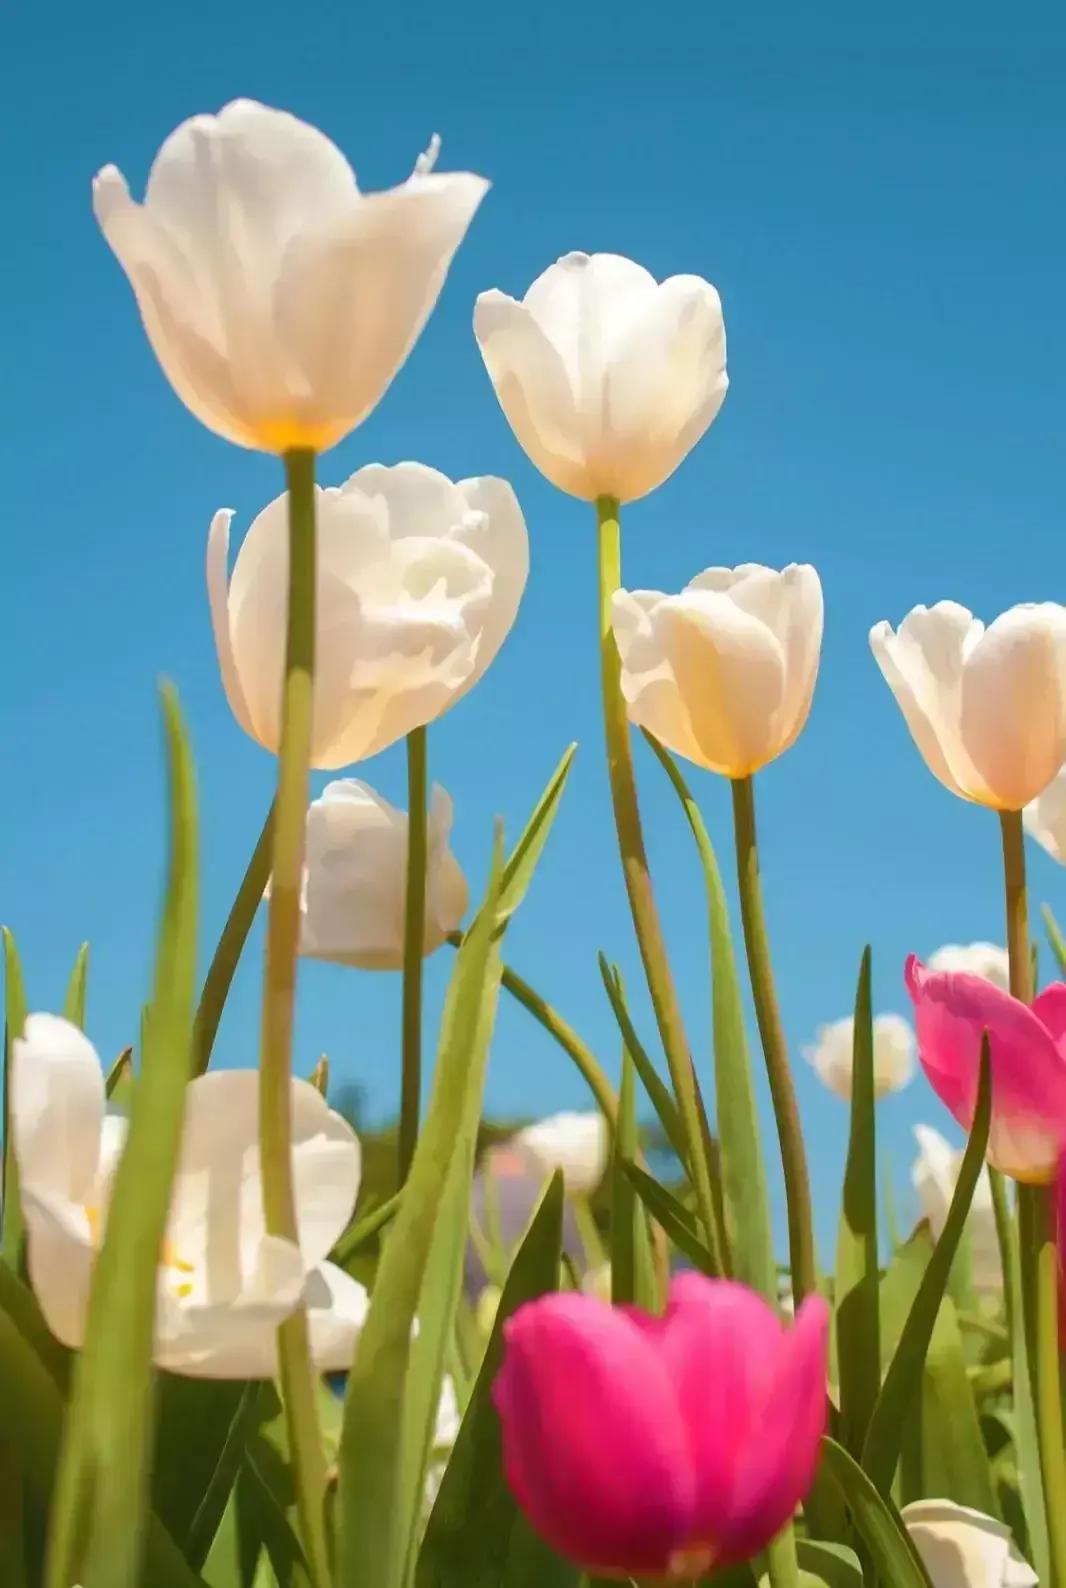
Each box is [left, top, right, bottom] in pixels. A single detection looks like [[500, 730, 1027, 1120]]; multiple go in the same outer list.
[[804, 1012, 914, 1101], [902, 1501, 1037, 1587], [911, 1124, 1001, 1291], [928, 942, 1011, 991], [510, 1111, 608, 1197]]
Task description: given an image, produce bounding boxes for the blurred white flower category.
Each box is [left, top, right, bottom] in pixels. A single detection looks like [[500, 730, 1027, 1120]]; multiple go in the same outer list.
[[474, 251, 727, 502], [1024, 763, 1066, 864], [424, 1374, 462, 1515], [209, 462, 528, 767], [870, 601, 1066, 810], [13, 1015, 366, 1377], [299, 780, 467, 970], [804, 1014, 914, 1101], [612, 564, 823, 778], [912, 1125, 1001, 1292], [927, 942, 1010, 991], [581, 1262, 612, 1301], [512, 1112, 608, 1197], [94, 101, 487, 453], [902, 1500, 1036, 1587]]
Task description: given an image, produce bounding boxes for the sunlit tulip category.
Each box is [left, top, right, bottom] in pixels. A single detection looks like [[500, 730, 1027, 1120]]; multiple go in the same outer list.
[[1024, 764, 1066, 864], [870, 602, 1066, 810], [474, 252, 727, 503], [494, 1275, 829, 1578], [912, 1125, 1001, 1291], [905, 957, 1066, 1183], [902, 1501, 1037, 1587], [803, 1013, 914, 1101], [928, 943, 1011, 992], [94, 101, 487, 453], [299, 779, 467, 970], [13, 1015, 366, 1377], [611, 564, 823, 778], [209, 462, 528, 767], [512, 1111, 608, 1197]]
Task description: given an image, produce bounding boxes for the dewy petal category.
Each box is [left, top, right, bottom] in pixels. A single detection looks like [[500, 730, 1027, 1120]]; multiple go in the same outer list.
[[13, 1014, 105, 1203], [960, 604, 1066, 810], [494, 1293, 694, 1574]]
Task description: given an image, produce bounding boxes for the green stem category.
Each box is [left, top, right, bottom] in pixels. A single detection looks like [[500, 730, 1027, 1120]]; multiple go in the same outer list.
[[999, 808, 1066, 1588], [595, 498, 717, 1250], [259, 449, 331, 1588], [399, 726, 428, 1183], [192, 800, 275, 1074], [730, 775, 817, 1307], [988, 1166, 1017, 1342]]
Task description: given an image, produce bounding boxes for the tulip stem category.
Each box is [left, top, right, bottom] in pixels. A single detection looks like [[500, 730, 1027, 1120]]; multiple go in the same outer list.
[[595, 497, 717, 1252], [730, 775, 817, 1308], [399, 726, 429, 1184], [259, 448, 332, 1588], [192, 798, 275, 1074]]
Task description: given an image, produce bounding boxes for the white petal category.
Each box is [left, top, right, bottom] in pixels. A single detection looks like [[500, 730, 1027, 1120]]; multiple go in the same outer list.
[[513, 1112, 608, 1196], [961, 604, 1066, 809], [1025, 765, 1066, 864], [611, 589, 707, 764], [155, 1232, 307, 1379], [803, 1017, 856, 1101], [453, 476, 530, 691], [903, 1500, 1036, 1588], [206, 509, 255, 739], [13, 1014, 104, 1203], [305, 1261, 370, 1371], [870, 604, 985, 801], [20, 1186, 95, 1350]]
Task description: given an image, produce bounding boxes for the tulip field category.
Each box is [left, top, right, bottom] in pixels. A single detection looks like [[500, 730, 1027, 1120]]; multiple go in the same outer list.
[[5, 96, 1066, 1588]]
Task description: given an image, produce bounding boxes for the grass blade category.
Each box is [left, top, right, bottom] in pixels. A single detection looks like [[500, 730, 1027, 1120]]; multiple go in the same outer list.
[[819, 1438, 933, 1588], [62, 942, 90, 1030], [610, 1054, 657, 1309], [597, 954, 687, 1172], [621, 1160, 717, 1274], [835, 947, 880, 1454], [496, 744, 577, 927]]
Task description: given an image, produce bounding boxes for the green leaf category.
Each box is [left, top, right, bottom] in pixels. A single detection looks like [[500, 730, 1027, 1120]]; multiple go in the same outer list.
[[819, 1438, 933, 1588], [643, 732, 774, 1296], [152, 1378, 258, 1568], [45, 685, 199, 1588], [793, 1540, 863, 1588], [621, 1159, 717, 1274], [1042, 903, 1066, 975], [62, 941, 90, 1029], [0, 1443, 27, 1588], [496, 744, 577, 927], [597, 954, 687, 1172], [331, 1190, 402, 1271], [610, 1054, 657, 1308], [882, 1155, 901, 1254], [919, 1296, 1000, 1515], [862, 1038, 991, 1494], [834, 947, 880, 1455], [337, 834, 505, 1588], [2, 926, 28, 1266], [192, 801, 274, 1077], [417, 1174, 576, 1588]]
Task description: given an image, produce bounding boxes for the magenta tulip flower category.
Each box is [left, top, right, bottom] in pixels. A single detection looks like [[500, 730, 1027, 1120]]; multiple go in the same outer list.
[[493, 1274, 829, 1579], [905, 955, 1066, 1183]]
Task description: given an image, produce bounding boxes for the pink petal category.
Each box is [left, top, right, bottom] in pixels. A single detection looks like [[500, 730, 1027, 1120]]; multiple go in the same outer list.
[[1057, 1156, 1066, 1347], [494, 1293, 694, 1574], [659, 1276, 828, 1561], [1032, 984, 1066, 1053], [905, 956, 1066, 1181]]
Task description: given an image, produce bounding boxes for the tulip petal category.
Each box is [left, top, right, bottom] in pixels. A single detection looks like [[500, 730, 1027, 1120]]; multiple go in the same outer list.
[[154, 1232, 307, 1379], [611, 589, 707, 766], [20, 1185, 95, 1350], [206, 509, 255, 738], [902, 1500, 1038, 1588], [13, 1014, 104, 1203], [304, 1260, 370, 1370], [1025, 765, 1066, 864], [960, 605, 1066, 810], [869, 604, 986, 802], [454, 475, 530, 686]]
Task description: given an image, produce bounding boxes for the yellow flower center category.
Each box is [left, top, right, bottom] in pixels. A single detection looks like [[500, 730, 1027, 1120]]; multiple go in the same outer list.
[[83, 1204, 195, 1297]]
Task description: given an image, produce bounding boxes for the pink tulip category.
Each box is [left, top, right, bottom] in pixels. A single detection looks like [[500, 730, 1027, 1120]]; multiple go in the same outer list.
[[905, 956, 1066, 1183], [1057, 1157, 1066, 1346], [493, 1274, 829, 1579]]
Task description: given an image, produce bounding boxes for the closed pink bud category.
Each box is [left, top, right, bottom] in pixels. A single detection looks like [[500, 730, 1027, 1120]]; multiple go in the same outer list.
[[493, 1274, 829, 1579], [905, 955, 1066, 1183]]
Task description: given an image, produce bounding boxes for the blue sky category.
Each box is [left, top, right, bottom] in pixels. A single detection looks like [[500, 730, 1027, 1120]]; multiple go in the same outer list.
[[5, 0, 1065, 1254]]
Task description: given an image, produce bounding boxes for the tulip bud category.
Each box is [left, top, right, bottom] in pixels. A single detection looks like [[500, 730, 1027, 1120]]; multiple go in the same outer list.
[[902, 1501, 1037, 1587], [494, 1275, 828, 1578], [911, 1125, 1002, 1291], [1024, 764, 1066, 864], [299, 780, 467, 970], [474, 252, 727, 503], [511, 1112, 608, 1197], [905, 956, 1066, 1183], [208, 462, 528, 767], [804, 1013, 914, 1101], [94, 101, 487, 453], [928, 942, 1011, 991], [611, 564, 823, 777], [870, 601, 1066, 810]]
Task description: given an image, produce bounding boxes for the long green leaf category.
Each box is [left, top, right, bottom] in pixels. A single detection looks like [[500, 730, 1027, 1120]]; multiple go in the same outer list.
[[417, 1174, 575, 1588], [1042, 903, 1066, 975], [331, 1191, 402, 1271], [610, 1054, 657, 1308], [62, 942, 90, 1030], [2, 927, 28, 1266], [621, 1160, 717, 1274], [819, 1439, 933, 1588], [152, 1378, 252, 1567], [862, 1040, 991, 1493], [835, 947, 880, 1455], [793, 1541, 863, 1588], [193, 801, 274, 1076], [644, 733, 773, 1295], [337, 835, 505, 1588], [597, 954, 687, 1171], [45, 685, 199, 1588], [495, 744, 577, 927], [919, 1296, 999, 1515]]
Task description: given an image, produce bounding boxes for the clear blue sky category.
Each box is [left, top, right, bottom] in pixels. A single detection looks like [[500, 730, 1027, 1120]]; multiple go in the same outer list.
[[5, 0, 1065, 1255]]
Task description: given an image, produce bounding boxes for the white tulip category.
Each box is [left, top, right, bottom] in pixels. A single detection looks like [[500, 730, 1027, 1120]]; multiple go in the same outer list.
[[512, 1112, 608, 1197], [611, 564, 823, 777], [902, 1501, 1036, 1587], [1024, 762, 1066, 863], [424, 1374, 463, 1515], [803, 1014, 914, 1101], [927, 942, 1010, 991], [93, 101, 487, 453], [474, 252, 727, 503], [870, 601, 1066, 810], [209, 462, 528, 767], [912, 1125, 1001, 1291], [300, 779, 468, 969], [13, 1015, 367, 1378]]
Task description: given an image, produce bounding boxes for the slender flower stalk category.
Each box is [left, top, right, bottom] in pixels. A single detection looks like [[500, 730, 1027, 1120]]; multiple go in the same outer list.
[[999, 808, 1066, 1588], [399, 726, 429, 1182], [730, 775, 817, 1307], [595, 497, 717, 1250], [258, 449, 332, 1588], [192, 800, 275, 1074]]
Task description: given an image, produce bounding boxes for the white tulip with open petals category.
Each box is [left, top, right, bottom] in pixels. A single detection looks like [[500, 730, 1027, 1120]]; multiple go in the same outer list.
[[208, 461, 528, 767], [475, 252, 727, 502], [94, 100, 488, 453], [13, 1015, 367, 1378], [902, 1501, 1036, 1587], [1024, 763, 1066, 864]]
